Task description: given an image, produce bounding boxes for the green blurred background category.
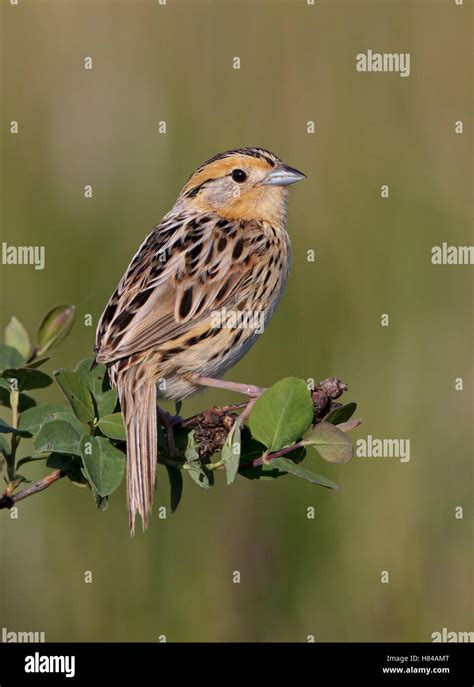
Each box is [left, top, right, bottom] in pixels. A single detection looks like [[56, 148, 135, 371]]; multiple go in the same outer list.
[[1, 0, 472, 642]]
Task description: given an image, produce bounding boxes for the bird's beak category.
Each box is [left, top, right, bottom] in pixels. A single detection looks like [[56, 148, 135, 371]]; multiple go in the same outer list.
[[262, 164, 306, 186]]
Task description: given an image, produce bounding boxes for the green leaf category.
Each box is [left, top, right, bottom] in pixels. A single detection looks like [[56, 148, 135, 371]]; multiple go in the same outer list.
[[239, 429, 306, 480], [184, 430, 199, 462], [0, 344, 24, 372], [336, 418, 362, 433], [2, 368, 52, 392], [49, 411, 83, 435], [302, 421, 353, 464], [221, 419, 241, 485], [34, 305, 76, 357], [248, 377, 313, 452], [80, 435, 125, 497], [165, 465, 183, 513], [46, 452, 80, 471], [184, 431, 211, 489], [19, 404, 83, 437], [5, 317, 31, 359], [97, 413, 125, 440], [12, 473, 30, 485], [0, 434, 10, 457], [237, 432, 282, 480], [272, 457, 338, 489], [93, 489, 109, 511], [323, 402, 357, 425], [19, 394, 36, 412], [75, 358, 117, 418], [54, 369, 95, 423], [183, 462, 211, 489], [0, 417, 18, 434], [18, 403, 68, 435], [26, 357, 50, 369], [16, 455, 47, 469], [46, 453, 86, 485], [34, 420, 82, 455]]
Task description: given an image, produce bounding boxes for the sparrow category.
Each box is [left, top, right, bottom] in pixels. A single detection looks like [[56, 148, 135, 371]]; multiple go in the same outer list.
[[94, 147, 305, 534]]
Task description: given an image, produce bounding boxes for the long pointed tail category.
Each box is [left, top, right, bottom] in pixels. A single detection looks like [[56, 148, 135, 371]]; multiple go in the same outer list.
[[117, 372, 157, 535]]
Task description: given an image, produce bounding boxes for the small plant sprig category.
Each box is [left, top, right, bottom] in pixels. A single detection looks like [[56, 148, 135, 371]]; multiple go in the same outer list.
[[0, 306, 361, 516]]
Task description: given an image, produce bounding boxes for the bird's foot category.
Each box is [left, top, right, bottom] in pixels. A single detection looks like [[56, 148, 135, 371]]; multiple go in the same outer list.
[[157, 407, 182, 458]]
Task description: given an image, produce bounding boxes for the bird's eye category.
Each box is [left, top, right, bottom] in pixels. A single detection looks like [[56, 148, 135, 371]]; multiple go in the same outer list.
[[231, 169, 247, 183]]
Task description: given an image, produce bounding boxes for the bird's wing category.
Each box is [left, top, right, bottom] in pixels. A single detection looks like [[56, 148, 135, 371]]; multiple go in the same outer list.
[[95, 212, 267, 364]]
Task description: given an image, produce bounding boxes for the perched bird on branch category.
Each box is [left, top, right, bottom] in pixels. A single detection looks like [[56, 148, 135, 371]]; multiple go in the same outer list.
[[94, 147, 305, 534]]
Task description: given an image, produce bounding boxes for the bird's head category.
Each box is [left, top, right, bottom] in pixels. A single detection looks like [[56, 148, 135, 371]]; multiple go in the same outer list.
[[179, 147, 306, 225]]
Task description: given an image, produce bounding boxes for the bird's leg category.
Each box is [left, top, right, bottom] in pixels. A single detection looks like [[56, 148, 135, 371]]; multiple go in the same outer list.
[[239, 396, 259, 424], [184, 374, 266, 399], [156, 405, 182, 458], [183, 374, 265, 440]]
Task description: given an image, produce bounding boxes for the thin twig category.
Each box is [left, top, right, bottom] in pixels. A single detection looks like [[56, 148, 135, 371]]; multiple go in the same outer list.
[[6, 388, 20, 482], [0, 470, 64, 510], [238, 396, 259, 425], [239, 441, 304, 471]]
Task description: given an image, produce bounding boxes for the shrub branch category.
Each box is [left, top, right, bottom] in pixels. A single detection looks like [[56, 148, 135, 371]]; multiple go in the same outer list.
[[0, 469, 64, 510]]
